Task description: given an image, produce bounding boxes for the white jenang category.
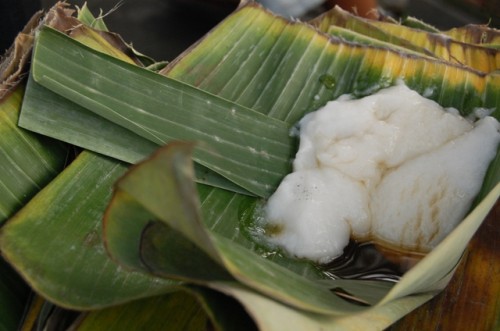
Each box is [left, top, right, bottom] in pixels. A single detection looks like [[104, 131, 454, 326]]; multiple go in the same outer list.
[[264, 84, 500, 264]]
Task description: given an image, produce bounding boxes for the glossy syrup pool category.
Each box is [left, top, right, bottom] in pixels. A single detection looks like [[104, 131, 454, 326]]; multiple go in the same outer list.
[[321, 241, 405, 282], [241, 199, 408, 282]]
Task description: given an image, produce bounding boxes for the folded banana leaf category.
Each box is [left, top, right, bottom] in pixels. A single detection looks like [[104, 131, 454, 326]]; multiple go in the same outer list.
[[0, 150, 177, 309], [385, 14, 500, 49], [0, 2, 176, 311], [398, 16, 440, 33], [0, 10, 69, 225], [0, 8, 73, 330], [30, 27, 294, 198], [18, 3, 249, 195], [323, 25, 428, 56], [311, 6, 500, 73], [76, 2, 109, 31], [1, 3, 311, 314], [163, 5, 499, 117], [102, 138, 499, 328], [310, 6, 434, 56], [19, 73, 252, 196], [101, 4, 500, 328], [72, 285, 258, 331], [443, 24, 500, 46], [1, 2, 499, 330], [0, 86, 68, 226], [366, 20, 500, 73]]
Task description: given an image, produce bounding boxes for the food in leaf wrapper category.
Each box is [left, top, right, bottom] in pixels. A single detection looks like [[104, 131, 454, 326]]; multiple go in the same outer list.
[[0, 2, 499, 330], [263, 84, 499, 263]]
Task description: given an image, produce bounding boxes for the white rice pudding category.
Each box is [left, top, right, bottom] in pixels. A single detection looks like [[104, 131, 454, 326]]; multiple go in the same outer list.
[[264, 84, 499, 264]]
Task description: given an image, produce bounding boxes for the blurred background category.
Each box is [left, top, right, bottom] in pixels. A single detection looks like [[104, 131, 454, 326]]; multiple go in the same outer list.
[[1, 0, 499, 60]]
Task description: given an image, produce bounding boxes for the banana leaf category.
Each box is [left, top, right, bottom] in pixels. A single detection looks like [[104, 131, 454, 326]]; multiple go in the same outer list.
[[70, 6, 154, 67], [30, 27, 295, 198], [101, 134, 500, 327], [0, 86, 67, 225], [3, 2, 499, 329], [0, 3, 177, 311], [0, 7, 71, 330], [366, 20, 500, 73], [163, 4, 498, 117], [212, 283, 433, 331], [399, 16, 440, 33], [119, 2, 499, 326], [26, 5, 498, 169], [309, 6, 434, 56], [76, 2, 109, 32], [159, 2, 500, 199], [0, 151, 176, 309], [75, 2, 155, 66], [71, 285, 257, 331], [324, 25, 431, 57], [45, 2, 144, 67], [18, 9, 250, 195], [20, 75, 158, 165], [19, 75, 251, 195], [443, 24, 500, 46], [311, 6, 500, 73], [0, 58, 68, 227], [104, 143, 369, 315]]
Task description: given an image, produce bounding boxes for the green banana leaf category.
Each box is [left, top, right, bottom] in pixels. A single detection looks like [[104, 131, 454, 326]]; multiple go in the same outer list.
[[158, 1, 500, 193], [0, 9, 70, 330], [163, 4, 498, 117], [19, 75, 251, 195], [104, 143, 369, 315], [74, 291, 210, 331], [19, 9, 250, 195], [71, 285, 258, 331], [23, 7, 500, 191], [106, 2, 500, 327], [0, 151, 175, 309], [71, 281, 423, 331], [75, 2, 156, 67], [2, 2, 499, 330], [30, 27, 295, 198], [0, 86, 67, 225], [20, 75, 158, 165], [3, 78, 178, 312], [101, 135, 499, 318], [76, 2, 109, 32], [399, 16, 440, 33], [96, 125, 495, 326]]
